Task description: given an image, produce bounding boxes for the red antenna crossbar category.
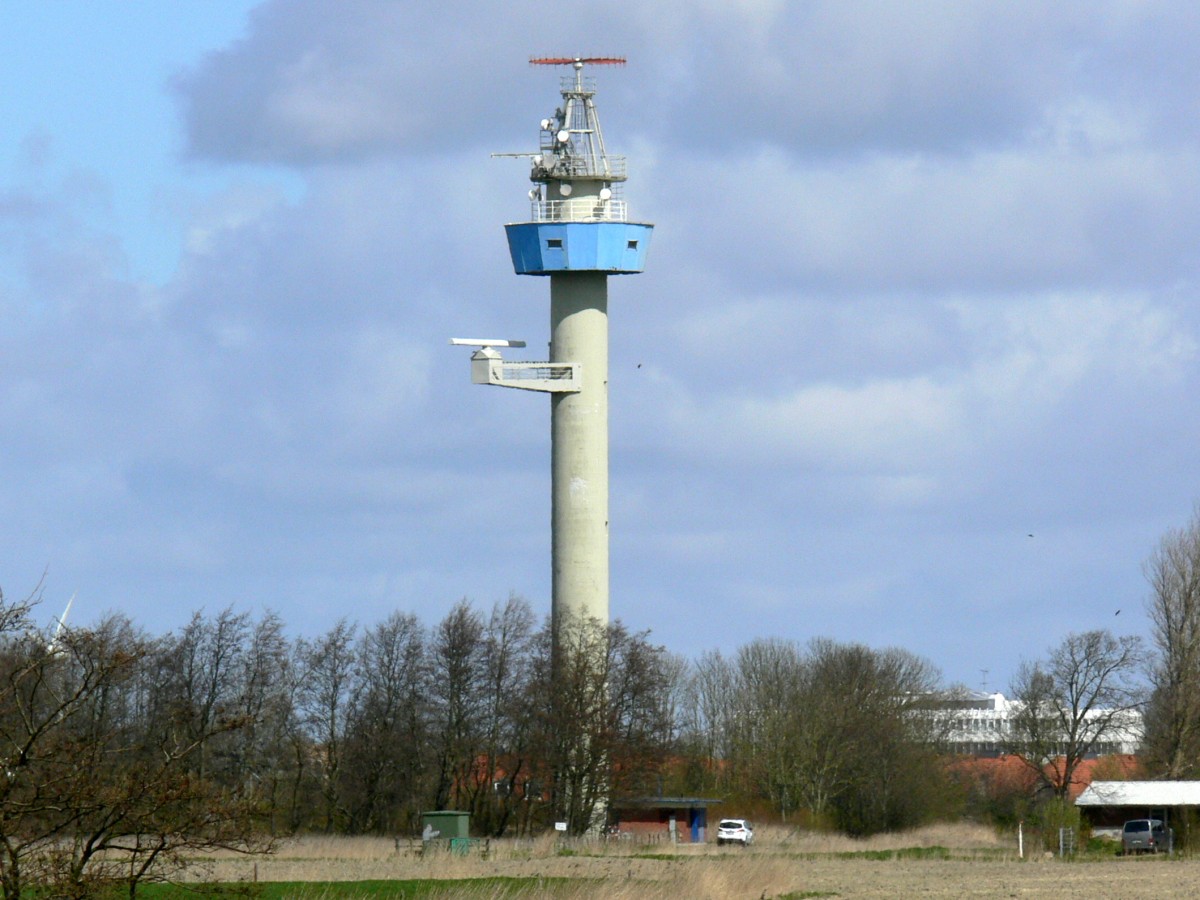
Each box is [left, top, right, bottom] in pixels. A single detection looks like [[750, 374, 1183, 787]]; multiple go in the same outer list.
[[530, 56, 626, 66]]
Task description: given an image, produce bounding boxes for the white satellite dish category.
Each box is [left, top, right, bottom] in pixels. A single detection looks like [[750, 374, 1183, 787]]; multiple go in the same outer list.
[[559, 183, 573, 197], [556, 129, 570, 143], [541, 118, 552, 130], [599, 187, 612, 201]]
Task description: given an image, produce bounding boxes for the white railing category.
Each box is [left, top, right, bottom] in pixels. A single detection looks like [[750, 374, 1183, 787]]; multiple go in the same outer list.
[[492, 360, 580, 393], [500, 362, 575, 382], [560, 75, 597, 95], [530, 199, 627, 222], [534, 146, 627, 181]]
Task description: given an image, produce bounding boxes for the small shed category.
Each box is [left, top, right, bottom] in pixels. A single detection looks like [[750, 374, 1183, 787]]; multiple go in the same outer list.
[[609, 797, 721, 843], [421, 810, 470, 841], [1075, 781, 1200, 834]]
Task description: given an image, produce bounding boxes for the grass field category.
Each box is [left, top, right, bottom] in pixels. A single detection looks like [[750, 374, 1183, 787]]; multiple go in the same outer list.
[[162, 825, 1200, 899]]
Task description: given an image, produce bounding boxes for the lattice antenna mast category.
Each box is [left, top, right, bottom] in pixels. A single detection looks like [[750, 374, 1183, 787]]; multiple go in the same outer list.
[[529, 57, 627, 188]]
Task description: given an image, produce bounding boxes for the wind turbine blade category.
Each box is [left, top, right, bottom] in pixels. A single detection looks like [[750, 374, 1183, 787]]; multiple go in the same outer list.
[[47, 593, 75, 655], [55, 594, 75, 636]]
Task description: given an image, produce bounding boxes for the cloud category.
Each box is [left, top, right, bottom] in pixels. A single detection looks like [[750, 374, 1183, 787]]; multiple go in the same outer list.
[[7, 0, 1200, 689], [173, 2, 1120, 165], [174, 0, 654, 165], [616, 292, 1195, 516], [651, 139, 1200, 297]]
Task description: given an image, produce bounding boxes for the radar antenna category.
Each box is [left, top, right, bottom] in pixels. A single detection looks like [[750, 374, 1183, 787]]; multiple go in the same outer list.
[[529, 56, 626, 67], [522, 55, 628, 192]]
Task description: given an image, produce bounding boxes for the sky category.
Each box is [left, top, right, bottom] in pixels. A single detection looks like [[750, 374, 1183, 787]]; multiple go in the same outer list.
[[2, 1, 1198, 692]]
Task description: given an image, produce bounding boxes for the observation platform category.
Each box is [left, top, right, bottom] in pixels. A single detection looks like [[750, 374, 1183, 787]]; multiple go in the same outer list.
[[505, 221, 653, 275]]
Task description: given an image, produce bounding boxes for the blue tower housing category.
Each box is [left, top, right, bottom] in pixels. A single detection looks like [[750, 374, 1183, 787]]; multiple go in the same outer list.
[[506, 221, 652, 274], [503, 57, 652, 277]]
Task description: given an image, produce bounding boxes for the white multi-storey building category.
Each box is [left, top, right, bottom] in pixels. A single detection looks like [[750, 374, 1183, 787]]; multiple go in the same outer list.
[[936, 691, 1142, 757]]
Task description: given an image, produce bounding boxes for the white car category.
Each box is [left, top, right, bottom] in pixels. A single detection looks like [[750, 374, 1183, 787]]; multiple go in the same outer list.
[[716, 818, 754, 846]]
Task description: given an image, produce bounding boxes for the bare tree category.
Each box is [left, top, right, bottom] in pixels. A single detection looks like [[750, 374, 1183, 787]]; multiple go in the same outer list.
[[0, 611, 271, 899], [1007, 630, 1144, 799], [683, 636, 949, 833], [729, 638, 806, 818], [678, 650, 739, 796], [1143, 507, 1200, 777], [528, 617, 678, 835], [807, 641, 946, 835], [296, 619, 357, 832], [790, 639, 858, 821], [161, 607, 251, 782], [429, 600, 486, 811], [476, 595, 535, 836], [341, 612, 429, 834], [606, 623, 678, 798], [228, 612, 297, 834], [0, 585, 38, 636], [531, 617, 610, 835]]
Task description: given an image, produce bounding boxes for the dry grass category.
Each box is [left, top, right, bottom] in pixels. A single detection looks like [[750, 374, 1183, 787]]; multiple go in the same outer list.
[[192, 821, 1005, 864], [753, 820, 1008, 854], [186, 825, 1200, 899]]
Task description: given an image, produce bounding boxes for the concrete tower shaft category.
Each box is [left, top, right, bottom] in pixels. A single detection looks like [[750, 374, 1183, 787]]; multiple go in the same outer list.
[[550, 272, 609, 630]]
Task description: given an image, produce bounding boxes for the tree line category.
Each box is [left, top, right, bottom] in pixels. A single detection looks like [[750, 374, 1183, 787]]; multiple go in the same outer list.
[[0, 593, 1154, 896], [0, 591, 685, 896], [9, 505, 1200, 894]]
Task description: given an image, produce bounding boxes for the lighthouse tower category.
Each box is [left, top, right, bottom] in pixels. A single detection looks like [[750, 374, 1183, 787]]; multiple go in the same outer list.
[[453, 57, 652, 638]]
